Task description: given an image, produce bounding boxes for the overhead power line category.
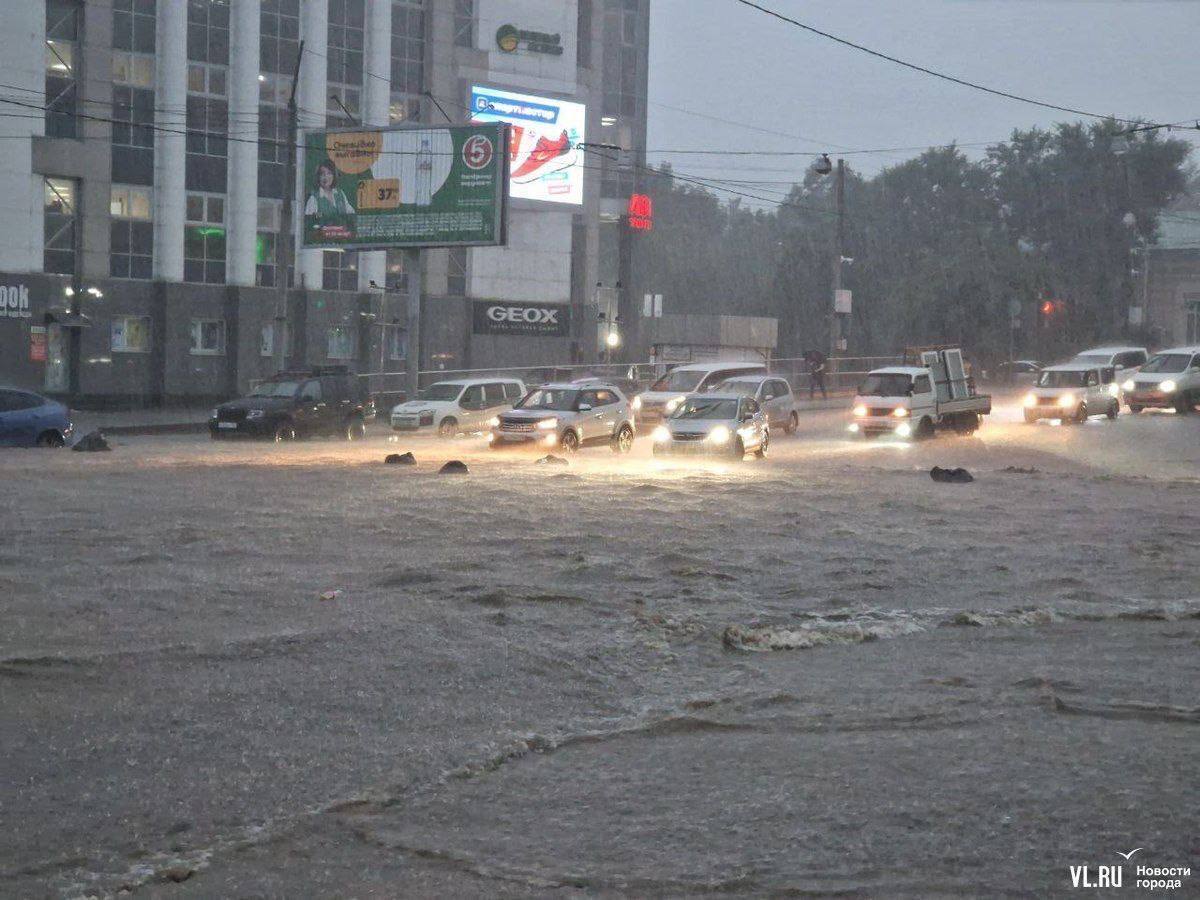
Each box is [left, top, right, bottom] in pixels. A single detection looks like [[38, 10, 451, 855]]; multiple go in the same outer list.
[[730, 0, 1194, 129]]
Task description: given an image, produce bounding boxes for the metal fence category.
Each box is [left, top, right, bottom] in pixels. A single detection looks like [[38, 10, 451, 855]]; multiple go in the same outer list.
[[354, 356, 903, 410]]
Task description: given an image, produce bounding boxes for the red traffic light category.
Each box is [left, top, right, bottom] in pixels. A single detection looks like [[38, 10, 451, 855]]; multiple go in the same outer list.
[[1040, 300, 1055, 316]]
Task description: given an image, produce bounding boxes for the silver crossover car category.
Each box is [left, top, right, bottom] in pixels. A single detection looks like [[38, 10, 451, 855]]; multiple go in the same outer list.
[[651, 393, 768, 459], [489, 383, 636, 453]]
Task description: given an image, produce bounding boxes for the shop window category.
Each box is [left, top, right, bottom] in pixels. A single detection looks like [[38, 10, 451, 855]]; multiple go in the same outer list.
[[111, 315, 152, 352], [327, 326, 357, 360], [190, 318, 226, 355]]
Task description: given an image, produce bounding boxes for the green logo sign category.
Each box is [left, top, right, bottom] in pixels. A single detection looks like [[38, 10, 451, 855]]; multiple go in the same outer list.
[[494, 24, 563, 55], [301, 123, 508, 250]]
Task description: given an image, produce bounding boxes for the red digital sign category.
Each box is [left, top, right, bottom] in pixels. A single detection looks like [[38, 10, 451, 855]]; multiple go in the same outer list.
[[628, 193, 652, 231]]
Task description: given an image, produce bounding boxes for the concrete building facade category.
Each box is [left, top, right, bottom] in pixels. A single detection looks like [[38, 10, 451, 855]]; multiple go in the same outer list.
[[0, 0, 650, 405]]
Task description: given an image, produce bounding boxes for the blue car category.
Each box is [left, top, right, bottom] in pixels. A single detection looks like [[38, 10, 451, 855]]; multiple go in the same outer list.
[[0, 388, 73, 448]]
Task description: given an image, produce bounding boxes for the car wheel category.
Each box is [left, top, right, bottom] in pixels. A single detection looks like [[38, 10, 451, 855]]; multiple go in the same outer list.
[[754, 430, 768, 458], [437, 418, 457, 438], [36, 430, 65, 448], [954, 413, 979, 434], [1129, 404, 1143, 414], [559, 429, 580, 454], [345, 416, 366, 441], [1106, 401, 1118, 420], [785, 411, 798, 435], [273, 422, 297, 442], [1074, 404, 1088, 424], [611, 423, 634, 454]]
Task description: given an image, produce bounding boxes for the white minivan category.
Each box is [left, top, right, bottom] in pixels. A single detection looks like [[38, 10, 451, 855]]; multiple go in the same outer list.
[[633, 361, 767, 427], [1123, 345, 1200, 414], [390, 378, 526, 436], [1022, 364, 1120, 423]]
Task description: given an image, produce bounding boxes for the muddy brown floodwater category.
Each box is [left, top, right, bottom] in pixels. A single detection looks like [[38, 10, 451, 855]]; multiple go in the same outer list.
[[2, 406, 1198, 897]]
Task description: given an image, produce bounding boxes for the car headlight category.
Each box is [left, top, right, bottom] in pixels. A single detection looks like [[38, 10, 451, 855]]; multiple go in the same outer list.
[[246, 409, 265, 419], [707, 425, 731, 444], [652, 425, 671, 443], [1108, 383, 1120, 397], [1058, 393, 1076, 408], [486, 416, 500, 428], [853, 404, 868, 417], [1122, 379, 1135, 392], [1022, 393, 1037, 408], [665, 395, 687, 413], [1161, 380, 1177, 393], [892, 407, 909, 418], [895, 422, 912, 437], [536, 418, 558, 430], [632, 395, 642, 411]]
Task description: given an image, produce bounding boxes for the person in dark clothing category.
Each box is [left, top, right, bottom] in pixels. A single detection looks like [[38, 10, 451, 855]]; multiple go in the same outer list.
[[804, 349, 828, 399]]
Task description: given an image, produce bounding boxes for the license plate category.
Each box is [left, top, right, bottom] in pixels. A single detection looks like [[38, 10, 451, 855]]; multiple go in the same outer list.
[[218, 422, 238, 430]]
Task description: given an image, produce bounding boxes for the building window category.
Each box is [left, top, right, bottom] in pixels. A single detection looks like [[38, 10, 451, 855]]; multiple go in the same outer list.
[[258, 0, 299, 199], [259, 0, 300, 75], [44, 177, 77, 275], [391, 1, 424, 97], [1187, 300, 1200, 344], [45, 0, 79, 138], [190, 318, 226, 355], [110, 185, 154, 279], [111, 315, 152, 353], [260, 321, 292, 358], [327, 325, 357, 360], [113, 0, 155, 54], [187, 0, 230, 65], [326, 0, 364, 127], [184, 192, 226, 283], [447, 247, 467, 296], [453, 0, 474, 48], [384, 323, 406, 361], [113, 52, 155, 88], [385, 249, 407, 292], [113, 86, 155, 149], [323, 249, 358, 292], [255, 198, 280, 287]]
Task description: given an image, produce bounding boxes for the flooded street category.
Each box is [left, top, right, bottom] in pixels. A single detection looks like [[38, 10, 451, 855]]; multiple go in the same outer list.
[[3, 404, 1198, 896]]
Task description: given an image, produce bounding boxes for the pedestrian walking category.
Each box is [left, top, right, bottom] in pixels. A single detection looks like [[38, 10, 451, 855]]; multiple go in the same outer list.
[[804, 349, 828, 399]]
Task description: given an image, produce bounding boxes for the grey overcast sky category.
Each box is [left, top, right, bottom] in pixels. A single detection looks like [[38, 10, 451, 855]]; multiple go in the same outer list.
[[646, 0, 1200, 205]]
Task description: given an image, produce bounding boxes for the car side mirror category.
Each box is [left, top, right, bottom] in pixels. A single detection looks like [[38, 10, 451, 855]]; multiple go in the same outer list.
[[578, 403, 593, 412]]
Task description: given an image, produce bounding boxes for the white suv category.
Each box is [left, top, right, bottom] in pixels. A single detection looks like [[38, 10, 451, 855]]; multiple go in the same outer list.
[[489, 383, 636, 453], [1123, 346, 1200, 414], [1023, 364, 1120, 423], [633, 362, 767, 427], [390, 378, 525, 436]]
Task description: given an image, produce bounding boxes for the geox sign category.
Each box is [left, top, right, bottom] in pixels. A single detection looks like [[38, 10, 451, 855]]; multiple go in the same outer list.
[[0, 283, 32, 319], [473, 301, 570, 337]]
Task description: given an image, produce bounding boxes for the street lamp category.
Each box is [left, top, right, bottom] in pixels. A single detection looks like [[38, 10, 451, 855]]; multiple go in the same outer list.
[[814, 154, 846, 358]]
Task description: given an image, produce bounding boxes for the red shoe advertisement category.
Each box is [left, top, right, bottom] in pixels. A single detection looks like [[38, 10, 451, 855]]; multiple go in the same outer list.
[[470, 85, 585, 206]]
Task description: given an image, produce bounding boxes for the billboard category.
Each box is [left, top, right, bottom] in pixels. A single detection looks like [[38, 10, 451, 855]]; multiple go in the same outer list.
[[470, 85, 585, 205], [472, 300, 570, 337], [301, 123, 507, 249]]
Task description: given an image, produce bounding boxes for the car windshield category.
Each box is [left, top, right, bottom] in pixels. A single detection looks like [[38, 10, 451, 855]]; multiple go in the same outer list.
[[1038, 370, 1088, 388], [652, 370, 705, 392], [422, 383, 464, 402], [672, 397, 739, 420], [515, 388, 579, 411], [710, 379, 758, 396], [250, 380, 301, 397], [1140, 354, 1190, 374], [1072, 354, 1111, 365], [858, 373, 912, 396]]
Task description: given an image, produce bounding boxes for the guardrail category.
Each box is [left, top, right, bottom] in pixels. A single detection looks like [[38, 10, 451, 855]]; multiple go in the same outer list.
[[353, 356, 903, 410]]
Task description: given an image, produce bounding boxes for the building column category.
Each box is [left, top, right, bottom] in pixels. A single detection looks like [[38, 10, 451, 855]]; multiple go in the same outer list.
[[296, 0, 329, 289], [153, 0, 187, 282], [358, 0, 393, 292], [226, 0, 261, 286]]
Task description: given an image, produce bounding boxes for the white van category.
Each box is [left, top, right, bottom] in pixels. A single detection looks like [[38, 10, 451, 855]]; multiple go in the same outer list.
[[633, 362, 767, 426], [390, 378, 526, 436], [1022, 364, 1120, 423], [1123, 345, 1200, 414]]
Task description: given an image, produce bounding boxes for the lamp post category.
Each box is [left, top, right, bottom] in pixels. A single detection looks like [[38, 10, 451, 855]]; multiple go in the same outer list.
[[813, 154, 846, 360]]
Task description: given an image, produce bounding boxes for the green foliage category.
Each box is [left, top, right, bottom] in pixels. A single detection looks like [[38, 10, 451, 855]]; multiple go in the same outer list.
[[638, 120, 1190, 363]]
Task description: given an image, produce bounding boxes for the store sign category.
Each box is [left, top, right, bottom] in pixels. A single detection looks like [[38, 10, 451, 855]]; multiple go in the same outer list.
[[473, 301, 570, 337], [470, 85, 585, 206], [301, 123, 508, 250], [628, 194, 653, 231], [0, 282, 32, 319], [495, 24, 563, 55], [29, 325, 47, 362]]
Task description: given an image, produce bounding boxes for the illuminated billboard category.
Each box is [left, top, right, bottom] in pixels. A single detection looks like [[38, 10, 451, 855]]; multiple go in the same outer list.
[[470, 85, 585, 205], [300, 123, 508, 249]]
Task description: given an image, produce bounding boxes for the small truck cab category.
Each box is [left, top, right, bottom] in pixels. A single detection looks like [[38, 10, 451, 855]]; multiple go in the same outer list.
[[849, 348, 991, 439]]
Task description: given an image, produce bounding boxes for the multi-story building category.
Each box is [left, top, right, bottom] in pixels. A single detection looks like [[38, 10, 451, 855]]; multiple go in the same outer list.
[[0, 0, 650, 405]]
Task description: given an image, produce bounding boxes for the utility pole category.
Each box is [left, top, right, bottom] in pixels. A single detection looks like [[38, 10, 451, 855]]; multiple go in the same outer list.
[[830, 157, 845, 362], [405, 247, 422, 402], [273, 40, 304, 375]]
